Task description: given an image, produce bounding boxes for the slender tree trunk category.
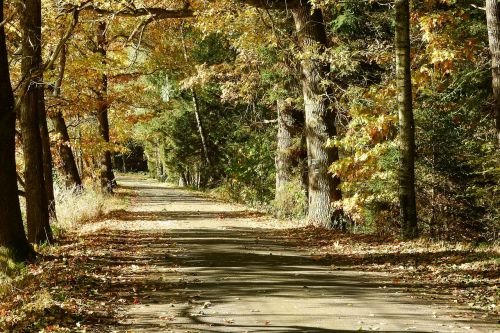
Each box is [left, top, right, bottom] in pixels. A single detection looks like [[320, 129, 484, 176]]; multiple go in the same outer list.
[[38, 80, 56, 219], [51, 46, 82, 188], [180, 26, 211, 179], [122, 154, 127, 173], [191, 90, 211, 167], [292, 4, 342, 228], [0, 0, 35, 261], [486, 0, 500, 144], [395, 0, 418, 239], [19, 0, 53, 244], [95, 22, 114, 192], [76, 113, 85, 176], [155, 144, 163, 180], [186, 168, 192, 186]]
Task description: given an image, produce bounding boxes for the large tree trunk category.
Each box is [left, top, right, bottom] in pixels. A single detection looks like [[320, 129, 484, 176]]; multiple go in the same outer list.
[[51, 45, 82, 188], [95, 21, 114, 192], [486, 0, 500, 144], [291, 5, 342, 228], [0, 0, 35, 261], [395, 0, 418, 239], [19, 0, 53, 244]]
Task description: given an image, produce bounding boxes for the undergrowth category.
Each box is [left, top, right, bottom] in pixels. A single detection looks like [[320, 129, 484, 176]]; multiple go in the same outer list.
[[51, 181, 125, 237]]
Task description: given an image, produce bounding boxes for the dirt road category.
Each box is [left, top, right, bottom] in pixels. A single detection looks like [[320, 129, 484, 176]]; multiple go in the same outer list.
[[85, 175, 498, 332]]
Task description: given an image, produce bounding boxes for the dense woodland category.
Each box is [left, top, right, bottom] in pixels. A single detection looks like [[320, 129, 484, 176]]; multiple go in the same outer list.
[[0, 0, 499, 263]]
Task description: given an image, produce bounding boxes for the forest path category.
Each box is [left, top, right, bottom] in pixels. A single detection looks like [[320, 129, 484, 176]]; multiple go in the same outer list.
[[86, 175, 496, 333]]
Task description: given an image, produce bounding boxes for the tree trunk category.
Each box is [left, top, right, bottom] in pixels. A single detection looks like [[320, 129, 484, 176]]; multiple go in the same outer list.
[[122, 154, 127, 173], [19, 0, 53, 244], [51, 46, 82, 189], [95, 21, 114, 193], [395, 0, 418, 239], [0, 0, 35, 261], [486, 0, 500, 145], [76, 113, 85, 177], [38, 81, 56, 219], [192, 90, 211, 167], [155, 144, 163, 180], [275, 100, 294, 199], [180, 27, 211, 181], [291, 4, 342, 228], [275, 100, 305, 200], [52, 112, 83, 188]]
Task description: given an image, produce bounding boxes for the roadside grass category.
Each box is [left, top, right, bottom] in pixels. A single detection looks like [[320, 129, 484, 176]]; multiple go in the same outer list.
[[52, 181, 126, 237]]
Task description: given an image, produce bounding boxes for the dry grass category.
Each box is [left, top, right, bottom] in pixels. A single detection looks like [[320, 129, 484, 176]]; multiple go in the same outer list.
[[52, 182, 126, 235]]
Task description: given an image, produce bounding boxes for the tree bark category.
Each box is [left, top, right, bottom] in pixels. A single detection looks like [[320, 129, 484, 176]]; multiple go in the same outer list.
[[19, 0, 53, 244], [38, 79, 56, 219], [0, 0, 35, 261], [95, 21, 114, 193], [51, 45, 82, 188], [395, 0, 418, 239], [275, 100, 305, 200], [291, 4, 342, 228], [52, 113, 83, 188], [486, 0, 500, 144], [275, 100, 294, 199]]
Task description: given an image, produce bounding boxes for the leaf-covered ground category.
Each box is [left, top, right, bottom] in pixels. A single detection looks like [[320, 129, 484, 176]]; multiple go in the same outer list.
[[275, 226, 499, 318]]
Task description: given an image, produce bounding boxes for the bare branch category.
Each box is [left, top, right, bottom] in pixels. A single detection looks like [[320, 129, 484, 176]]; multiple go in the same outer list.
[[471, 4, 486, 11], [17, 172, 25, 188], [237, 0, 300, 10]]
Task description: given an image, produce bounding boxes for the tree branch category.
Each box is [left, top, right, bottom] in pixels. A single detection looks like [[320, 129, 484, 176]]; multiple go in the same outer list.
[[17, 172, 25, 188], [60, 2, 194, 19], [237, 0, 300, 10]]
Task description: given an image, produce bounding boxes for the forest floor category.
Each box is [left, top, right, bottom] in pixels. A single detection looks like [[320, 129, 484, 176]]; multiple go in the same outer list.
[[0, 175, 498, 332]]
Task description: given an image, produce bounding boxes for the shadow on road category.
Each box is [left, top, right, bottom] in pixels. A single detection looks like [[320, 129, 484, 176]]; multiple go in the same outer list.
[[70, 176, 493, 332]]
